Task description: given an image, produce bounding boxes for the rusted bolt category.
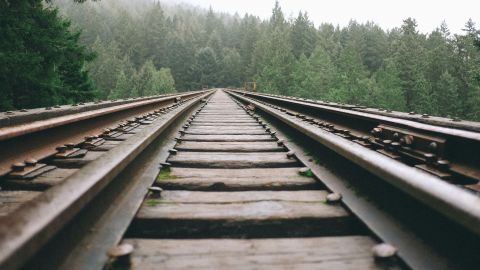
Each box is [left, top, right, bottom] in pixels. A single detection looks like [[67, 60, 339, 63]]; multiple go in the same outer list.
[[298, 167, 311, 176], [437, 159, 450, 171], [382, 140, 392, 148], [270, 131, 277, 137], [107, 243, 133, 267], [326, 193, 342, 204], [428, 142, 438, 152], [372, 243, 397, 261], [265, 127, 271, 132], [392, 133, 400, 141], [160, 162, 171, 168], [25, 159, 38, 167], [56, 145, 67, 153], [424, 153, 437, 164], [391, 142, 400, 152], [11, 162, 26, 172], [371, 127, 383, 138], [175, 137, 182, 143], [277, 139, 285, 146], [169, 149, 178, 155], [148, 186, 163, 198], [286, 151, 296, 158]]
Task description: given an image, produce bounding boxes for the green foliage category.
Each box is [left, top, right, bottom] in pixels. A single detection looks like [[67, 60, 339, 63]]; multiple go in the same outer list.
[[4, 0, 480, 122], [0, 0, 95, 110]]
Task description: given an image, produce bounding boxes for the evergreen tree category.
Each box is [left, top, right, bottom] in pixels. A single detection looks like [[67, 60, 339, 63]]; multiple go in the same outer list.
[[193, 47, 219, 88], [0, 0, 95, 110], [291, 12, 316, 58]]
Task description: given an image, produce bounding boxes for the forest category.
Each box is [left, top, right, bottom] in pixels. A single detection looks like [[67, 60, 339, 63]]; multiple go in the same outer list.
[[1, 0, 480, 120]]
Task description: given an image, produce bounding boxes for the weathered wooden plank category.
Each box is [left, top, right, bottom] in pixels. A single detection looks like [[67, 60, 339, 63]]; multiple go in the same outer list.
[[186, 126, 265, 131], [189, 123, 260, 126], [183, 130, 266, 135], [3, 168, 77, 190], [192, 120, 257, 123], [0, 191, 41, 217], [180, 134, 276, 142], [124, 236, 392, 270], [175, 141, 283, 152], [157, 167, 319, 190], [130, 190, 356, 237], [167, 152, 298, 168]]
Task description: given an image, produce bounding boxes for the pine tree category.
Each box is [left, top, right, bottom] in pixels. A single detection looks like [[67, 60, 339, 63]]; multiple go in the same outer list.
[[0, 0, 95, 110], [291, 12, 317, 58], [193, 47, 219, 88]]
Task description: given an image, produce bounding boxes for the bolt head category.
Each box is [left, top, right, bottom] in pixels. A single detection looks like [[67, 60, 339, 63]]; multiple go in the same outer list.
[[107, 243, 134, 258], [326, 193, 342, 204], [298, 167, 312, 176], [25, 158, 38, 166], [168, 149, 178, 155], [11, 162, 26, 171], [372, 243, 397, 260], [286, 151, 295, 158]]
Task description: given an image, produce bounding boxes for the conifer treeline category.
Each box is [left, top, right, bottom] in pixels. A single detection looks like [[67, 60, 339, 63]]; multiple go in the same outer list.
[[4, 0, 480, 121]]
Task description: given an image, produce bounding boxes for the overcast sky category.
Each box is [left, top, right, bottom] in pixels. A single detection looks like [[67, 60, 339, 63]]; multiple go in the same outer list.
[[166, 0, 480, 34]]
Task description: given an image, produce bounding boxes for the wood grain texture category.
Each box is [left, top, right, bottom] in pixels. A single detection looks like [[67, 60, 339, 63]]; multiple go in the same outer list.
[[167, 152, 299, 168], [130, 191, 357, 238], [158, 167, 318, 190], [174, 141, 283, 152], [124, 236, 391, 270], [180, 134, 276, 142]]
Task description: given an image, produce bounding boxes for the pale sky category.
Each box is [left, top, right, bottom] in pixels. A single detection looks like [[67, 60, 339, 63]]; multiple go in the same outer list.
[[165, 0, 480, 34]]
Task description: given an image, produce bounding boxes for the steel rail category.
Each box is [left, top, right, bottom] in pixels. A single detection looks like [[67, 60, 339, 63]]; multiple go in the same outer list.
[[231, 90, 480, 141], [0, 92, 201, 141], [0, 91, 213, 270], [0, 91, 207, 177], [228, 90, 480, 236], [230, 89, 480, 186], [247, 91, 480, 132]]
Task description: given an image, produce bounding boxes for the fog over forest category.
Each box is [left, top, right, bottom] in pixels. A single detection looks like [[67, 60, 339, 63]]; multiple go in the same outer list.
[[1, 0, 480, 121]]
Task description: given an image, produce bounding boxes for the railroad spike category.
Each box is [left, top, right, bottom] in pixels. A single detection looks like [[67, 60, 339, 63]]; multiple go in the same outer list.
[[326, 193, 342, 204], [372, 243, 397, 262], [107, 243, 134, 267]]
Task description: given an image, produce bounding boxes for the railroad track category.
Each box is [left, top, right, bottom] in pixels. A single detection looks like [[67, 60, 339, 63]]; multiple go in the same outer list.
[[0, 89, 479, 269]]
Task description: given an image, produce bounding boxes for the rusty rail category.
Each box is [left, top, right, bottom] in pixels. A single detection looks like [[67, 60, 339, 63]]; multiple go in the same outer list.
[[0, 90, 213, 270], [227, 89, 480, 269], [0, 91, 207, 177], [228, 89, 480, 188]]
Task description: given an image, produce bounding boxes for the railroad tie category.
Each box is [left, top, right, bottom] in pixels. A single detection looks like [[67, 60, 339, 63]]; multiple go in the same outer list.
[[123, 90, 399, 269]]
